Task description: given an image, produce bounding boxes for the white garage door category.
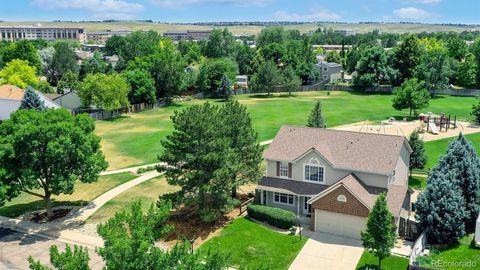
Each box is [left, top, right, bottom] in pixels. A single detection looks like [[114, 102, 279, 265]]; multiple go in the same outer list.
[[314, 209, 367, 240]]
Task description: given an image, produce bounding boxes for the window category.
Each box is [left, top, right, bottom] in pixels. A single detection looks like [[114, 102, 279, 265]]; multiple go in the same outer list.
[[279, 162, 289, 178], [337, 195, 347, 202], [274, 192, 294, 205], [304, 158, 324, 183]]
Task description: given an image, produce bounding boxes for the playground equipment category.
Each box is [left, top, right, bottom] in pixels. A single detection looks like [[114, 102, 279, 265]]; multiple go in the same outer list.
[[419, 112, 457, 134]]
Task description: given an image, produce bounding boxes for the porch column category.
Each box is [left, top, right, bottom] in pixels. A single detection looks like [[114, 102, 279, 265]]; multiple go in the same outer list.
[[297, 195, 300, 216], [259, 189, 263, 205]]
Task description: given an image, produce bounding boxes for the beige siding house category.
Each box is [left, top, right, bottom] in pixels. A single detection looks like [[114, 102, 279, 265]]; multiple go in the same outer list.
[[256, 125, 412, 239]]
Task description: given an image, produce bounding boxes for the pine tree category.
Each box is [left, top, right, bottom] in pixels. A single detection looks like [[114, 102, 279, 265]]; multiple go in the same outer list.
[[216, 73, 232, 101], [360, 193, 397, 269], [408, 129, 427, 174], [307, 100, 326, 128], [19, 86, 46, 111], [416, 170, 468, 243], [433, 133, 480, 226]]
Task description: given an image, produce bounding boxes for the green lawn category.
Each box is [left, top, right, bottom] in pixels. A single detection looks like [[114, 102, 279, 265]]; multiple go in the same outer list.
[[96, 91, 476, 169], [0, 172, 137, 218], [424, 132, 480, 170], [87, 176, 179, 224], [417, 234, 480, 269], [198, 217, 307, 270], [409, 175, 427, 190], [356, 251, 409, 270]]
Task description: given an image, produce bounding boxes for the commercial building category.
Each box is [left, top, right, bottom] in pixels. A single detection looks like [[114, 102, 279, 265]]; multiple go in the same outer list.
[[0, 26, 86, 43], [163, 30, 211, 41], [86, 30, 132, 44]]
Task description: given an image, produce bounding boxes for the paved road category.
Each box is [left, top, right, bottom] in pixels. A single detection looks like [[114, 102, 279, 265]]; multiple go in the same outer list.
[[0, 228, 104, 270]]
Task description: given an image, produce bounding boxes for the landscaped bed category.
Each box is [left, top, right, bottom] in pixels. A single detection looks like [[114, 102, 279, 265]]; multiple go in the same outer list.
[[0, 172, 138, 218], [96, 91, 476, 169], [356, 251, 409, 270], [416, 234, 480, 269], [198, 217, 307, 270]]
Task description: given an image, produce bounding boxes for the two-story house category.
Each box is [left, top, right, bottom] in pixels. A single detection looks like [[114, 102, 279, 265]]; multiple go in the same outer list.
[[256, 125, 412, 239]]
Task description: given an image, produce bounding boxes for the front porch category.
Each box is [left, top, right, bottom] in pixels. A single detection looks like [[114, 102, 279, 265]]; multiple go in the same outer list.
[[255, 176, 329, 222]]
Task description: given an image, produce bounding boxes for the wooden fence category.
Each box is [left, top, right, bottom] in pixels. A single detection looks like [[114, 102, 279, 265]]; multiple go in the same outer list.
[[239, 197, 254, 215]]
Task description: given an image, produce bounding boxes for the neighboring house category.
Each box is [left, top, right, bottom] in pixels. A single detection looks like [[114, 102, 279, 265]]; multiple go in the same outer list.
[[0, 85, 60, 120], [234, 75, 248, 90], [49, 91, 82, 111], [256, 125, 412, 239], [314, 62, 342, 83]]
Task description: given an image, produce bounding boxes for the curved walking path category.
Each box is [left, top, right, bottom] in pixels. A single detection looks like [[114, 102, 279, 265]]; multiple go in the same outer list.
[[74, 171, 162, 222]]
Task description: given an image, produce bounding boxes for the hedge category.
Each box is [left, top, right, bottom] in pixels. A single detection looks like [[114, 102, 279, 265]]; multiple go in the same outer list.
[[247, 204, 296, 229]]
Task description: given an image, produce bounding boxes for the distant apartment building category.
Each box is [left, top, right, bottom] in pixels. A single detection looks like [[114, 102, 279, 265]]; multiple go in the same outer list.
[[335, 29, 356, 36], [87, 30, 132, 44], [163, 30, 211, 41], [0, 26, 86, 43], [313, 44, 353, 52]]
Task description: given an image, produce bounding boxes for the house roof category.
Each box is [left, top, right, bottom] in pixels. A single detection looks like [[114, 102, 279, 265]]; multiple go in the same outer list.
[[0, 85, 24, 101], [307, 173, 407, 217], [308, 174, 386, 210], [263, 125, 410, 175], [44, 93, 63, 100], [318, 62, 342, 68], [258, 176, 328, 196]]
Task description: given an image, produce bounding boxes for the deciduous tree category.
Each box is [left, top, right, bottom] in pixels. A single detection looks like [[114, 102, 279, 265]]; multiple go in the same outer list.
[[280, 66, 301, 96], [250, 60, 279, 95], [361, 193, 396, 269], [122, 69, 157, 104], [0, 59, 40, 88], [78, 73, 130, 111], [392, 78, 430, 117], [456, 53, 478, 89], [196, 58, 237, 96], [0, 109, 108, 218], [393, 35, 422, 84], [50, 42, 78, 85], [408, 129, 427, 174]]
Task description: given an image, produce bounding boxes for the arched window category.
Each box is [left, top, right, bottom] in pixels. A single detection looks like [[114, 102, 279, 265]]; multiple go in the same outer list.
[[304, 158, 325, 183], [337, 195, 347, 203]]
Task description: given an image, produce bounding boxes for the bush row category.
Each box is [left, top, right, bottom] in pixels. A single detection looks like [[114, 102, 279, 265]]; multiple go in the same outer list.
[[136, 165, 157, 174], [247, 204, 296, 229]]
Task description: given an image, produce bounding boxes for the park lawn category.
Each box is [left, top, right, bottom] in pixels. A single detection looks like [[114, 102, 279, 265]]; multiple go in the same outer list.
[[424, 132, 480, 170], [417, 234, 480, 269], [356, 251, 409, 270], [0, 172, 137, 218], [86, 176, 179, 224], [198, 217, 307, 270], [96, 91, 476, 169]]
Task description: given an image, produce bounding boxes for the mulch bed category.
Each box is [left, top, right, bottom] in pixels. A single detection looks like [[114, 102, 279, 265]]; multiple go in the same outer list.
[[163, 194, 251, 248]]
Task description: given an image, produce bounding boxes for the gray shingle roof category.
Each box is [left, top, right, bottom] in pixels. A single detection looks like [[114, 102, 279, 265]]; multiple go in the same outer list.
[[263, 125, 409, 175], [258, 176, 328, 196]]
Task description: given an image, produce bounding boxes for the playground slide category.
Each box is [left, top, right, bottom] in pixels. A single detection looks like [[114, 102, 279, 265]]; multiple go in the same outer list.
[[428, 122, 439, 134]]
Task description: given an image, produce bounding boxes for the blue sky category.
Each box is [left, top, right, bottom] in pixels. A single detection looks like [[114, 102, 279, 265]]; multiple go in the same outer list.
[[1, 0, 479, 24]]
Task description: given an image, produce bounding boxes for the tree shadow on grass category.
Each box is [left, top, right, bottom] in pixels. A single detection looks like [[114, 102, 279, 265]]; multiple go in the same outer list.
[[356, 264, 379, 270], [247, 93, 298, 99], [101, 115, 131, 122], [0, 200, 89, 218]]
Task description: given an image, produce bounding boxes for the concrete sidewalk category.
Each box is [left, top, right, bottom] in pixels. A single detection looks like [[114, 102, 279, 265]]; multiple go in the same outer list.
[[73, 171, 162, 222]]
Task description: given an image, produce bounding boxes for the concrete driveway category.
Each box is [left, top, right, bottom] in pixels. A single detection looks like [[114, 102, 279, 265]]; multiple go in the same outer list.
[[289, 232, 364, 270]]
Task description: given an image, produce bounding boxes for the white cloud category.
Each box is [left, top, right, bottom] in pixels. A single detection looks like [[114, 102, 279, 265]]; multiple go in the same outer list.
[[150, 0, 271, 8], [32, 0, 144, 19], [273, 8, 341, 22], [393, 7, 437, 20], [404, 0, 441, 4]]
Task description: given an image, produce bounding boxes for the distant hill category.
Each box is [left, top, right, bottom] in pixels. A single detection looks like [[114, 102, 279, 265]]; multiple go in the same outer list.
[[1, 21, 479, 36]]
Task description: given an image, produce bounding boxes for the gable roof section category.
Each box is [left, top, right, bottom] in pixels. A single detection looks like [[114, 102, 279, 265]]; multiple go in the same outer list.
[[308, 174, 386, 210], [264, 125, 410, 175], [0, 85, 23, 101]]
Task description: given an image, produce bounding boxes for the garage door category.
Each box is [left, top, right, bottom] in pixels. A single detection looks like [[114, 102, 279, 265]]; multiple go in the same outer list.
[[314, 209, 367, 240]]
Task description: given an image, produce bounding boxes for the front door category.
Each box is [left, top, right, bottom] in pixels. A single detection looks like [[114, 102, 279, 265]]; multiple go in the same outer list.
[[303, 196, 311, 215]]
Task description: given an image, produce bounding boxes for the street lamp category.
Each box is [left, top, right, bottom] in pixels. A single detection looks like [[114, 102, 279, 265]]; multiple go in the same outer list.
[[189, 238, 195, 253]]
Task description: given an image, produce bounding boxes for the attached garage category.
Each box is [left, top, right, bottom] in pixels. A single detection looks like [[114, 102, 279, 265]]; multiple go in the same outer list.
[[314, 209, 367, 239]]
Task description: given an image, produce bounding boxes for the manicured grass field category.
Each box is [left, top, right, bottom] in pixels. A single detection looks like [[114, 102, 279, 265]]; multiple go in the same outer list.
[[86, 176, 179, 224], [96, 91, 476, 169], [356, 251, 409, 270], [0, 172, 137, 218], [198, 217, 307, 270], [417, 234, 480, 269], [424, 132, 480, 170], [409, 175, 427, 190]]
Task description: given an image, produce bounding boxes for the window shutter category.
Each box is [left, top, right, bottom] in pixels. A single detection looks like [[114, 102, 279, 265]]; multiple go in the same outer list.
[[288, 163, 292, 178], [276, 161, 280, 177]]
